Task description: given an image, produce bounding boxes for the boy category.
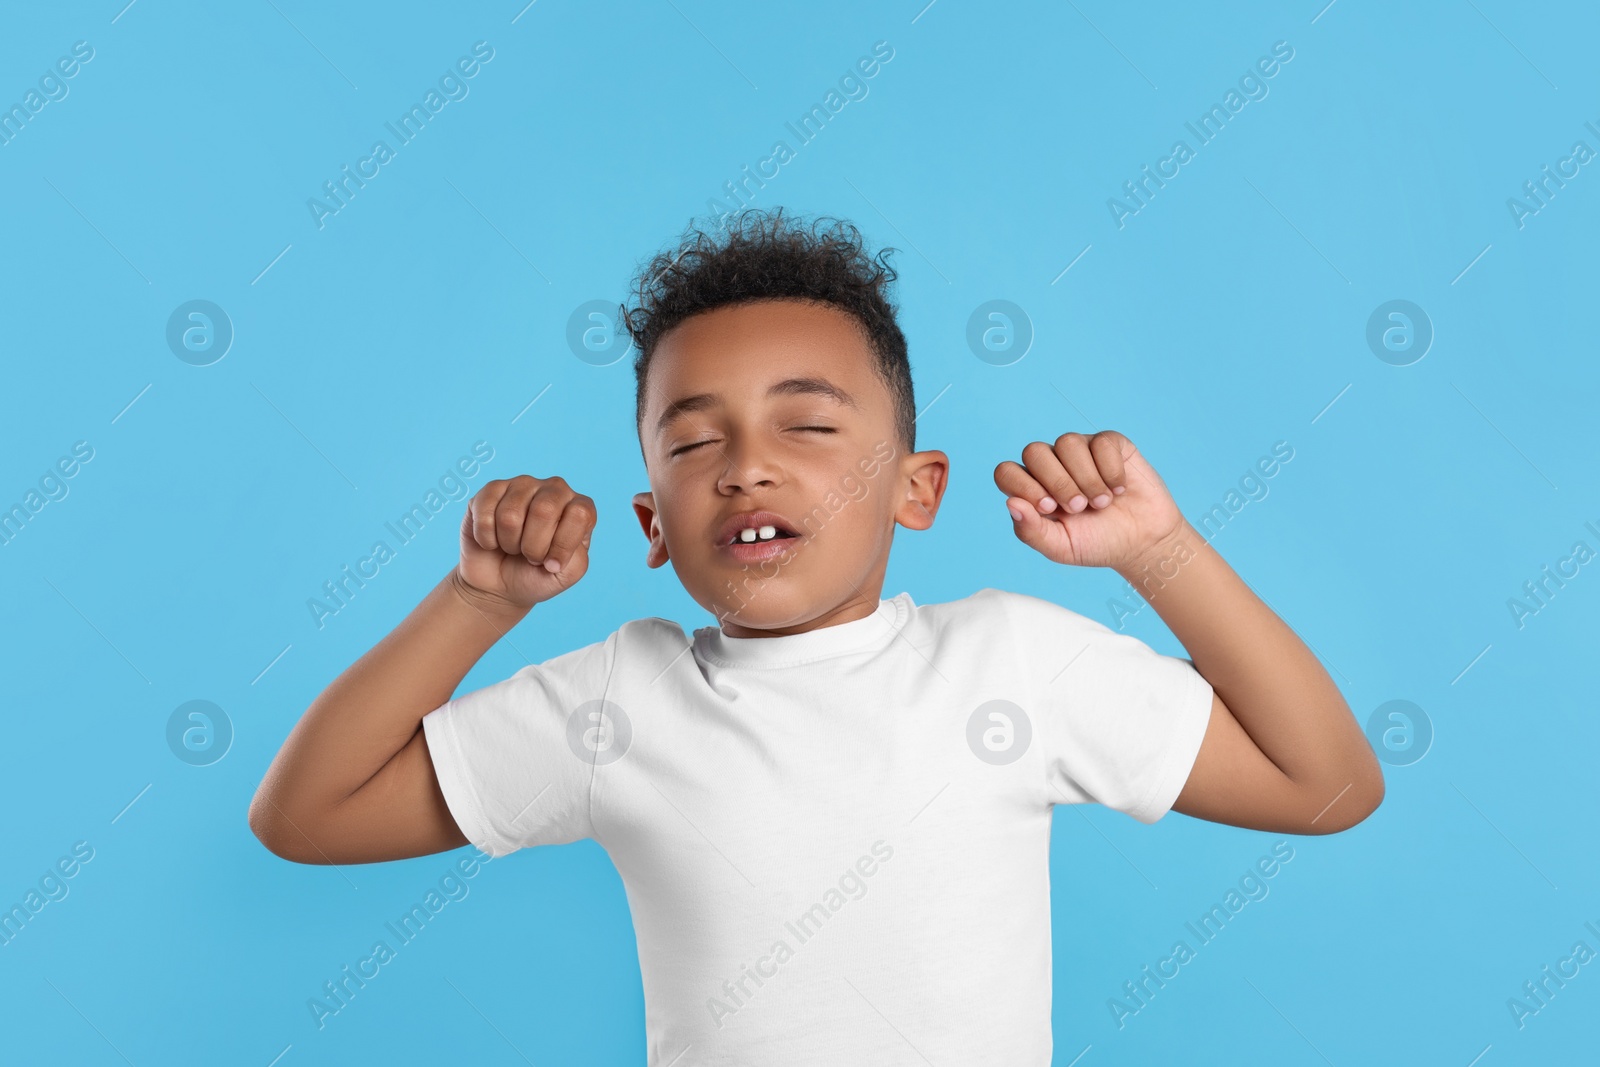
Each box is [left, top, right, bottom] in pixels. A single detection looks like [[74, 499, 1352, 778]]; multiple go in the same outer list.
[[249, 209, 1383, 1064]]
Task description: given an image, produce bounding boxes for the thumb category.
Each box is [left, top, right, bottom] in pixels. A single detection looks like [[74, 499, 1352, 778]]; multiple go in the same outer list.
[[1006, 496, 1049, 548]]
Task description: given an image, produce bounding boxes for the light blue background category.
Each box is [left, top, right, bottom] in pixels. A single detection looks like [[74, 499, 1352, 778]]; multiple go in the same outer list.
[[3, 1, 1597, 1063]]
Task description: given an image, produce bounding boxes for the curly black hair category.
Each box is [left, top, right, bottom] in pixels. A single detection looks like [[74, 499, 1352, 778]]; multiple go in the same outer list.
[[622, 207, 916, 457]]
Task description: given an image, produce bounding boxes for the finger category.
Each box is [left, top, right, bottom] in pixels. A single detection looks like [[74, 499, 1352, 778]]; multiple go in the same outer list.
[[496, 476, 542, 555], [539, 495, 596, 575], [994, 459, 1053, 515], [1089, 431, 1129, 497], [1053, 432, 1113, 510], [1003, 494, 1053, 550], [469, 479, 515, 552], [517, 478, 571, 564], [1019, 440, 1081, 515]]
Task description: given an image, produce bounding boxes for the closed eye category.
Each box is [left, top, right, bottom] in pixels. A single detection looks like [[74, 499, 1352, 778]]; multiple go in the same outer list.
[[669, 427, 836, 457]]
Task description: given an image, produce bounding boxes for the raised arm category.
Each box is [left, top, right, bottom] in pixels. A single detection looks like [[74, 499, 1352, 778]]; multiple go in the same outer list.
[[1114, 521, 1383, 834], [996, 430, 1384, 836], [247, 475, 596, 865]]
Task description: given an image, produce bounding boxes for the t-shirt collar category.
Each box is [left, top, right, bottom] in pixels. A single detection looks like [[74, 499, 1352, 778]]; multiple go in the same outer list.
[[693, 592, 912, 669]]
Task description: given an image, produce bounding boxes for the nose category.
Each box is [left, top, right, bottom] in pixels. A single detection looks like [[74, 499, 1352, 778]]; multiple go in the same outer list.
[[715, 434, 782, 495]]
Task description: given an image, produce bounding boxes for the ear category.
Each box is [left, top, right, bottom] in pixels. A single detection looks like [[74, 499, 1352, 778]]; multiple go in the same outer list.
[[894, 449, 950, 532], [632, 491, 670, 568]]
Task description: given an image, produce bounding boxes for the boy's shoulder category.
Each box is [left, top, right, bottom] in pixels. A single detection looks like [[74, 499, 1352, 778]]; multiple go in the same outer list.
[[928, 586, 1111, 635], [621, 612, 707, 646], [507, 613, 685, 676]]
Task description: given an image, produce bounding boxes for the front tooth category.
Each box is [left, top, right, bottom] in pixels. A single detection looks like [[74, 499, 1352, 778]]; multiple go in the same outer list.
[[734, 525, 780, 544]]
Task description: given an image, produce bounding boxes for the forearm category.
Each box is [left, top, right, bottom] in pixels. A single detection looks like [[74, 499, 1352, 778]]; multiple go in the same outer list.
[[252, 568, 528, 823], [1116, 521, 1381, 799]]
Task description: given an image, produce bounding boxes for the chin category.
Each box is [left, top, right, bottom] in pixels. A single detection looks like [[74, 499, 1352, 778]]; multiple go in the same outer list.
[[700, 578, 817, 631]]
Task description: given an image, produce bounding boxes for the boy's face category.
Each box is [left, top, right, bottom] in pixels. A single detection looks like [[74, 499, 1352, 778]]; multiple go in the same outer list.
[[632, 299, 948, 637]]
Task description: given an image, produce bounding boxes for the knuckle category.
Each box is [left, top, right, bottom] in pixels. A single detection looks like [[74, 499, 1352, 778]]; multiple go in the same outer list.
[[1021, 441, 1052, 462], [528, 494, 565, 522]]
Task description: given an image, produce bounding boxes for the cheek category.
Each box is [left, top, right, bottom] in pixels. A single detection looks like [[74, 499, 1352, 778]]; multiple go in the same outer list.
[[661, 500, 710, 552]]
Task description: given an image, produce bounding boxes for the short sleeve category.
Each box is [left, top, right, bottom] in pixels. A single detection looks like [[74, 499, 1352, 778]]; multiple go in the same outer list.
[[1026, 599, 1214, 824], [422, 630, 618, 857]]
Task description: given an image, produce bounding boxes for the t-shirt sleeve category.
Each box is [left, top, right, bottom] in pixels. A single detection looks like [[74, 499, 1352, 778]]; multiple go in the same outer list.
[[1019, 595, 1214, 824], [421, 630, 618, 858]]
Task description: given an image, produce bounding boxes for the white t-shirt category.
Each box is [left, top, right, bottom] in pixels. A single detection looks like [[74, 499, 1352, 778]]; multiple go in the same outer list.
[[422, 586, 1213, 1065]]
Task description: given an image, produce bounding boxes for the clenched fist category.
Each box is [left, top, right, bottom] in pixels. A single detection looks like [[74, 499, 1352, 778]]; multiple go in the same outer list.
[[456, 475, 595, 613], [994, 430, 1187, 571]]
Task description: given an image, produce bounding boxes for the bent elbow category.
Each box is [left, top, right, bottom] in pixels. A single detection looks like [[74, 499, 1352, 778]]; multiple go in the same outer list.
[[1307, 775, 1385, 835], [248, 792, 321, 864], [247, 795, 289, 859], [1350, 763, 1387, 826], [1356, 776, 1386, 826]]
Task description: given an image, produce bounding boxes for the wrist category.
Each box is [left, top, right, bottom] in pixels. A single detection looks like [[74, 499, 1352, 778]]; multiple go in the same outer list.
[[1115, 520, 1203, 585], [447, 568, 533, 625]]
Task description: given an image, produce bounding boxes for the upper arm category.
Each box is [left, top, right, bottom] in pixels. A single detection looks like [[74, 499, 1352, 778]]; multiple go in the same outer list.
[[261, 728, 469, 865], [1170, 693, 1367, 835]]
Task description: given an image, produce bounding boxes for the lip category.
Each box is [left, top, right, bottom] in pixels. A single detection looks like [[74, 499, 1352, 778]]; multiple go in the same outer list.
[[719, 536, 801, 564], [715, 509, 801, 547], [715, 508, 804, 563]]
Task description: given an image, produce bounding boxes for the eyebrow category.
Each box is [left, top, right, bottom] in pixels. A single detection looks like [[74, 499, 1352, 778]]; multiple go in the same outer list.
[[654, 376, 861, 437]]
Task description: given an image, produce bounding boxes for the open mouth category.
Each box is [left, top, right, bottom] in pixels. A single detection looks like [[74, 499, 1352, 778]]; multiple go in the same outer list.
[[714, 509, 806, 562], [723, 524, 798, 547]]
